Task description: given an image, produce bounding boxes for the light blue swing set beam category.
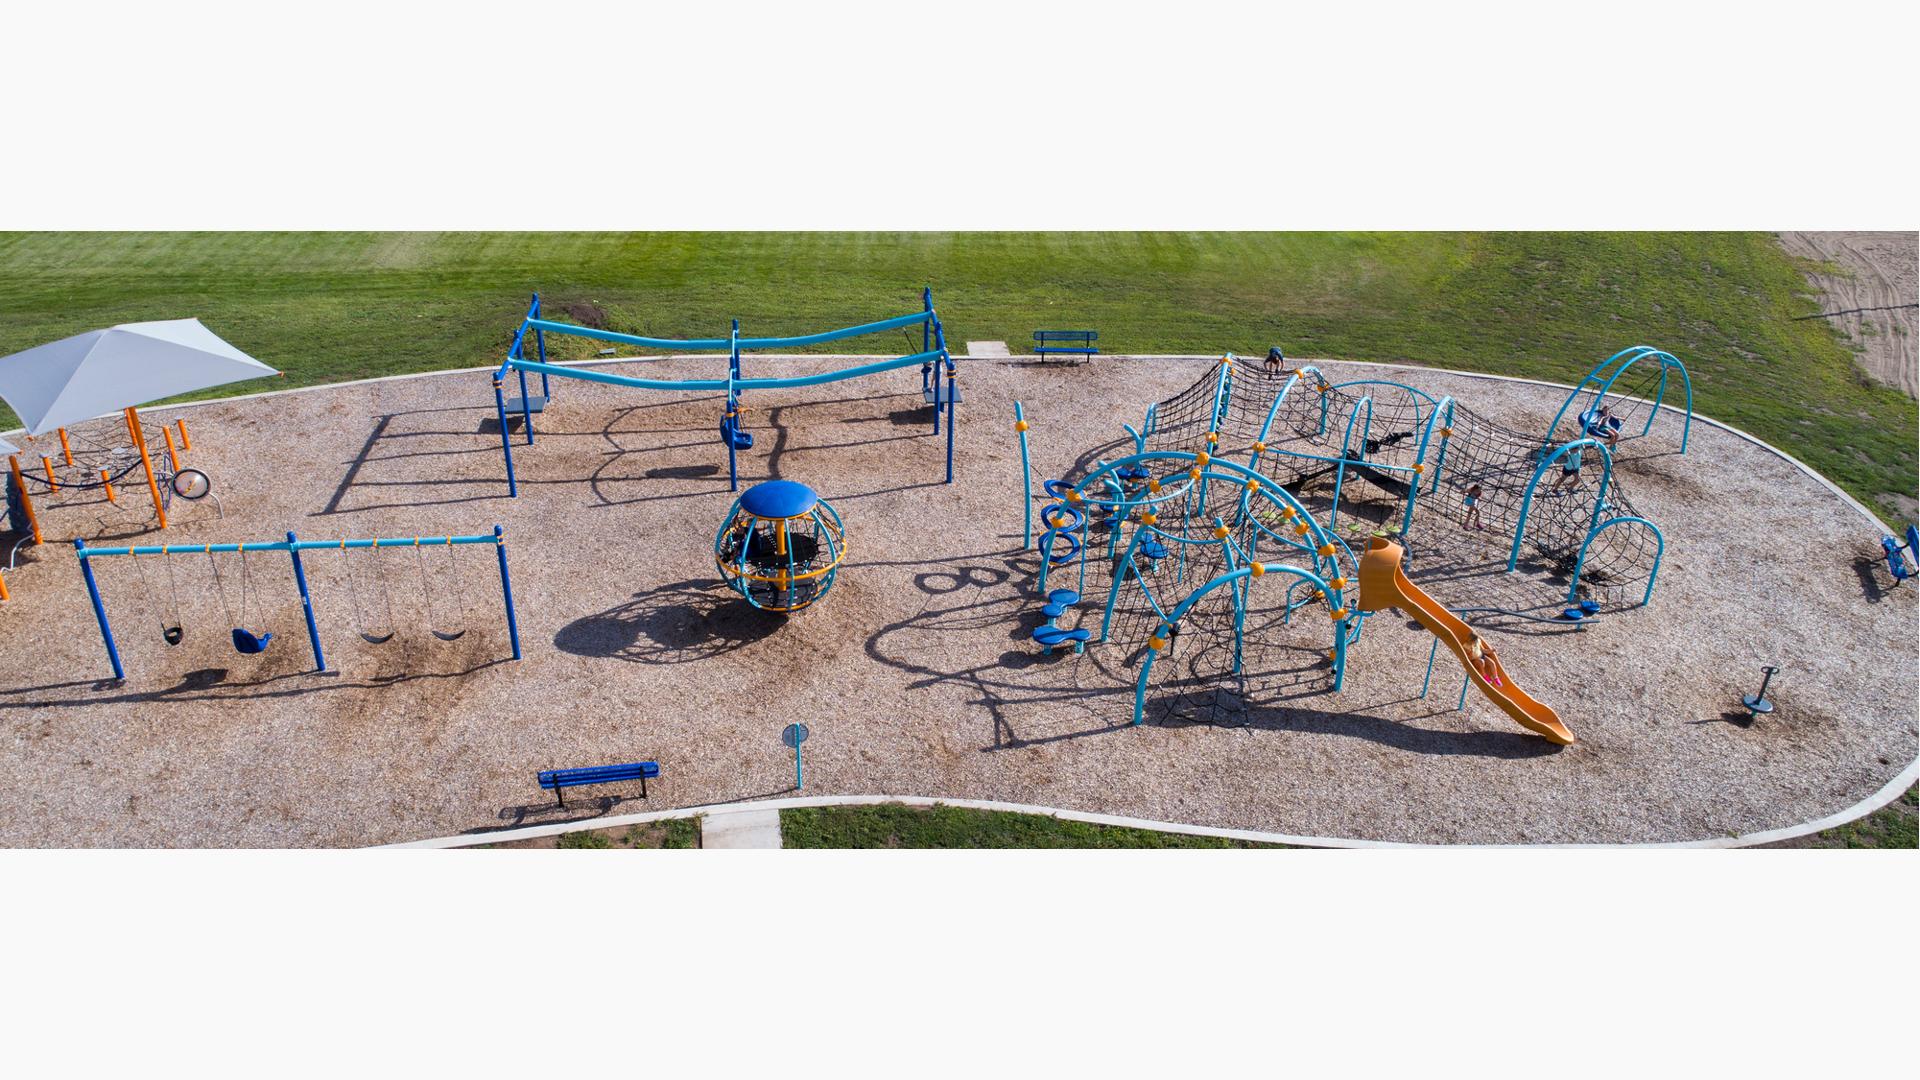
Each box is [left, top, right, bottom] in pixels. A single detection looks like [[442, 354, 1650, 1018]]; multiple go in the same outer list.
[[73, 527, 522, 681], [491, 290, 956, 495]]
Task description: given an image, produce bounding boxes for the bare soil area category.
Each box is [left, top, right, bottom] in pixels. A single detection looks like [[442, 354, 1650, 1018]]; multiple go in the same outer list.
[[1776, 231, 1917, 396], [0, 355, 1912, 846]]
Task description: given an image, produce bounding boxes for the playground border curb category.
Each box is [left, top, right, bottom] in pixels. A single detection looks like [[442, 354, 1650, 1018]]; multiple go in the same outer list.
[[381, 758, 1918, 849]]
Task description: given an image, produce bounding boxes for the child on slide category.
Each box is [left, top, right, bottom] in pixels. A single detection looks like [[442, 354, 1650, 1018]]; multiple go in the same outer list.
[[1466, 632, 1503, 687], [1461, 484, 1484, 531]]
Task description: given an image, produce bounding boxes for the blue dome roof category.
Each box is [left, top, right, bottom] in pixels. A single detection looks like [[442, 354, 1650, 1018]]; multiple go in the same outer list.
[[739, 479, 820, 519]]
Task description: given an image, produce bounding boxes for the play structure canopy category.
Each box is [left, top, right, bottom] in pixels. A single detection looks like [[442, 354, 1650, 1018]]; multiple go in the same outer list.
[[0, 318, 278, 435]]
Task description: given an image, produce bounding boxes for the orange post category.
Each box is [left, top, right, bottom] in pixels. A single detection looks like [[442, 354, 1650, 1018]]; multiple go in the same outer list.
[[100, 469, 118, 504], [175, 418, 191, 451], [58, 427, 74, 466], [42, 456, 58, 493], [7, 455, 42, 545], [0, 567, 9, 601], [125, 406, 167, 530], [162, 425, 181, 473]]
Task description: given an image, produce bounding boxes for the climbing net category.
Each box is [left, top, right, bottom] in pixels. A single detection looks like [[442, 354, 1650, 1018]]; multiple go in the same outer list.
[[1135, 361, 1662, 607]]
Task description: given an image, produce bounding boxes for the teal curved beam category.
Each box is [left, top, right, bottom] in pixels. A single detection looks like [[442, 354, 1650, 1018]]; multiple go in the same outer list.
[[1131, 560, 1345, 725], [522, 309, 932, 353], [1327, 377, 1441, 410], [503, 349, 942, 394], [1506, 437, 1615, 571], [1569, 515, 1663, 606], [1401, 395, 1455, 534], [1328, 395, 1374, 530], [1541, 346, 1693, 455]]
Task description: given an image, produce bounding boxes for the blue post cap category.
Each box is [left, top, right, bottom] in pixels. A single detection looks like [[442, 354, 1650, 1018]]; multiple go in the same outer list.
[[739, 479, 820, 519]]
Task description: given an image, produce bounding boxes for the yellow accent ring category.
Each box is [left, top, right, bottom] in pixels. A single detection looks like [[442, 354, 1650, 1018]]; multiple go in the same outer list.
[[1014, 419, 1029, 432]]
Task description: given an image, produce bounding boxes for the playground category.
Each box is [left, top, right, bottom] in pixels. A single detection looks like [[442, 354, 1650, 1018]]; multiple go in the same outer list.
[[0, 319, 1912, 847]]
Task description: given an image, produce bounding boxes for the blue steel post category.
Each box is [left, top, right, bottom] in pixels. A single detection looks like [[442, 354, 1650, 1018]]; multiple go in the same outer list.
[[727, 320, 740, 492], [945, 355, 956, 483], [1420, 636, 1439, 698], [75, 540, 125, 680], [493, 379, 518, 497], [794, 739, 804, 790], [287, 530, 326, 673], [1014, 401, 1032, 549], [531, 294, 551, 402], [517, 366, 535, 445], [494, 524, 522, 660]]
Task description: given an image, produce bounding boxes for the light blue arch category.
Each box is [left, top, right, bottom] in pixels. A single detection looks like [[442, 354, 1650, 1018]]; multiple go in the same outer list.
[[1131, 561, 1340, 726], [1569, 515, 1664, 606], [1542, 346, 1693, 455], [1506, 437, 1615, 571]]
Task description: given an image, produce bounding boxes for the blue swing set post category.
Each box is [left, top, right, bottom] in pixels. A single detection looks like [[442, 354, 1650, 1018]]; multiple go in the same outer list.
[[74, 539, 125, 680], [727, 318, 741, 493], [492, 378, 517, 498], [286, 530, 327, 673], [530, 294, 550, 404], [495, 524, 522, 661]]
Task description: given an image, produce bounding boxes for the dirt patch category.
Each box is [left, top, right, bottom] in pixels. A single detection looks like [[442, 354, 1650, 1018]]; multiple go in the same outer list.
[[1776, 232, 1917, 396]]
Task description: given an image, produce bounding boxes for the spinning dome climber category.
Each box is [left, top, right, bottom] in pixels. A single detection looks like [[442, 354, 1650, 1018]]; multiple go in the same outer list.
[[713, 480, 846, 614]]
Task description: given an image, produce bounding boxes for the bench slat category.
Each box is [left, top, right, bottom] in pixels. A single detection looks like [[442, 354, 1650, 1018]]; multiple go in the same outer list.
[[538, 761, 660, 789]]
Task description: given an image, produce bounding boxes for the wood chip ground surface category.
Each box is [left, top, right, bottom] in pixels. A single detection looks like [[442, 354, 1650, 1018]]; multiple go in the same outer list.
[[1, 356, 1912, 846]]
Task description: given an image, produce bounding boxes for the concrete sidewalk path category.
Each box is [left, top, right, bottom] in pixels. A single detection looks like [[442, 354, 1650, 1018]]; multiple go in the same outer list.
[[701, 808, 783, 848]]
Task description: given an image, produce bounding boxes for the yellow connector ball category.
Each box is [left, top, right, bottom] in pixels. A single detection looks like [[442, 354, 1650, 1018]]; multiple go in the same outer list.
[[1412, 464, 1426, 474], [1317, 544, 1335, 557], [1312, 589, 1325, 600], [1141, 512, 1158, 526], [1148, 635, 1167, 651], [1249, 562, 1266, 578], [1147, 478, 1162, 493], [1188, 468, 1202, 481], [1295, 523, 1311, 536], [1066, 490, 1083, 503], [1212, 524, 1230, 539], [1251, 442, 1266, 453], [1205, 431, 1219, 444], [1014, 419, 1029, 432], [1440, 427, 1453, 437], [1195, 451, 1211, 467], [1245, 480, 1259, 493], [1328, 576, 1348, 589], [1330, 607, 1349, 620], [1279, 506, 1296, 519]]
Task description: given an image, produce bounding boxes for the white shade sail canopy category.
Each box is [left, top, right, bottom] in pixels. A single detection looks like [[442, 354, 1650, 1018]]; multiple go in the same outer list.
[[0, 434, 17, 455], [0, 318, 278, 436]]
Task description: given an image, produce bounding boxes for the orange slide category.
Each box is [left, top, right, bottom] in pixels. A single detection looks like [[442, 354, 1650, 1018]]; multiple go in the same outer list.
[[1356, 537, 1575, 745]]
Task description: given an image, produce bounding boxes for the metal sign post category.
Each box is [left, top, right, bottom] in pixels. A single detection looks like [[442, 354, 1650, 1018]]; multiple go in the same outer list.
[[782, 723, 809, 790]]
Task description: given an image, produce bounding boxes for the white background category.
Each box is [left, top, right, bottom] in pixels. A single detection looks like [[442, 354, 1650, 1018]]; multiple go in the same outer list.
[[2, 2, 1914, 1077]]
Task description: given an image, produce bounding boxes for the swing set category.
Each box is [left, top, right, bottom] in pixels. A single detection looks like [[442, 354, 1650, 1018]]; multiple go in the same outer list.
[[73, 526, 522, 680]]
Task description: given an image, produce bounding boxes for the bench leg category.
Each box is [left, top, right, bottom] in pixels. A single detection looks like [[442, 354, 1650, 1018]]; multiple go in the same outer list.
[[640, 775, 648, 800], [555, 787, 565, 809]]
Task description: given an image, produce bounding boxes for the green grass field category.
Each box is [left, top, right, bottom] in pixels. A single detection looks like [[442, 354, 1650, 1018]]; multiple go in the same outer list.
[[0, 232, 1911, 521], [780, 804, 1292, 848]]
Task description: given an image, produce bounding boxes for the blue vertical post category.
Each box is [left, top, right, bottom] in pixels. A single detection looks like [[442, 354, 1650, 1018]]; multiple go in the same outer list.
[[75, 540, 125, 680], [1015, 401, 1032, 549], [287, 530, 326, 673], [517, 364, 535, 445], [1458, 675, 1470, 711], [531, 294, 551, 402], [493, 379, 518, 497], [945, 356, 956, 484], [727, 319, 741, 492], [494, 524, 522, 661], [1420, 636, 1439, 698], [794, 738, 804, 790]]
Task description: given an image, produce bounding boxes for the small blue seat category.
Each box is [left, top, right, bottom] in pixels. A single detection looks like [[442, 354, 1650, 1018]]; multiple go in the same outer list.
[[1140, 541, 1169, 560], [1031, 625, 1091, 654], [1048, 589, 1080, 606], [1042, 602, 1067, 619]]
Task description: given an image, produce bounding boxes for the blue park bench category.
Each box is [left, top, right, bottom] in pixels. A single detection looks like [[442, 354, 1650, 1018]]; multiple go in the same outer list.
[[537, 760, 660, 808], [1034, 329, 1098, 363]]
